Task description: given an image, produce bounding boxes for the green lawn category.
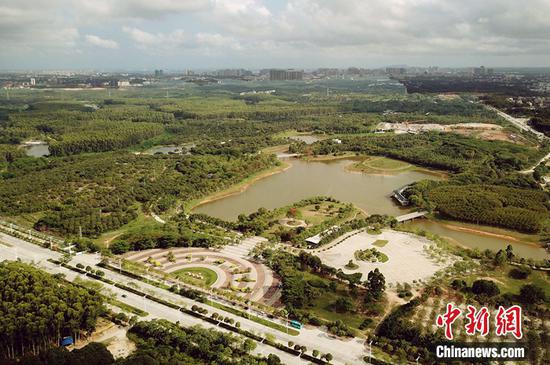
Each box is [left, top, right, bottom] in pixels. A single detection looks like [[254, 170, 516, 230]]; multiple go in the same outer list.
[[173, 267, 218, 287], [372, 239, 388, 247], [93, 207, 159, 247], [367, 156, 411, 170], [461, 265, 550, 299], [111, 299, 149, 317], [206, 300, 299, 336]]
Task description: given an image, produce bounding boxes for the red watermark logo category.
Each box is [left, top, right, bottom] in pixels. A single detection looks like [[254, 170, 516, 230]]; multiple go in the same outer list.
[[436, 303, 523, 340]]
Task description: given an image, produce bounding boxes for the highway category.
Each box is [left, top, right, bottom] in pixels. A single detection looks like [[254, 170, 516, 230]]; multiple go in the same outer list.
[[486, 104, 546, 140], [485, 105, 550, 175], [0, 232, 368, 365]]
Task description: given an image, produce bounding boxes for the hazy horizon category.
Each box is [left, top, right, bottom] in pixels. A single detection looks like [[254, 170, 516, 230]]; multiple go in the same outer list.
[[1, 0, 550, 70]]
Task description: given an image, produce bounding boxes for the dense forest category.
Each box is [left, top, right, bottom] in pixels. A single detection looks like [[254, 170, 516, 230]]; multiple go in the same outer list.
[[109, 217, 232, 254], [427, 185, 550, 232], [0, 261, 104, 360], [311, 132, 543, 173], [48, 122, 164, 156], [0, 152, 278, 236], [340, 96, 493, 116], [0, 89, 546, 238]]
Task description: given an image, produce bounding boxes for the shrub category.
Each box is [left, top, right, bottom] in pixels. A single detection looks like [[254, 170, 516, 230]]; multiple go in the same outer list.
[[519, 284, 546, 305], [471, 279, 500, 297], [508, 266, 531, 280]]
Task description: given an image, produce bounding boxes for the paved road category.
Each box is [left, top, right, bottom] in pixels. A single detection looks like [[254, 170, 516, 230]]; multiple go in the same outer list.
[[0, 233, 298, 363], [520, 151, 550, 174], [0, 232, 368, 365], [486, 105, 550, 174], [486, 105, 545, 140], [150, 212, 166, 224]]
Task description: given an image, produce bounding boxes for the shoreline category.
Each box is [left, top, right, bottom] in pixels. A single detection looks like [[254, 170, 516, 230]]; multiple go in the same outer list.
[[187, 159, 293, 212], [344, 156, 448, 178], [435, 221, 541, 247]]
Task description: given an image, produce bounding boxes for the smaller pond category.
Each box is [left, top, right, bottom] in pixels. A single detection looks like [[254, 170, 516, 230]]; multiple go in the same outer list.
[[146, 143, 196, 155], [288, 135, 321, 144], [404, 220, 548, 260], [23, 143, 50, 157], [147, 145, 182, 154]]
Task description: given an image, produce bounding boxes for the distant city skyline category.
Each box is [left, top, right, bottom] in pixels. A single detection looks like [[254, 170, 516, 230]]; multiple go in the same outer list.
[[1, 0, 550, 70]]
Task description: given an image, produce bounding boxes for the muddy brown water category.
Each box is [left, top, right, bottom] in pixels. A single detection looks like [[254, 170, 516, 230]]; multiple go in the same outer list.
[[194, 158, 548, 259]]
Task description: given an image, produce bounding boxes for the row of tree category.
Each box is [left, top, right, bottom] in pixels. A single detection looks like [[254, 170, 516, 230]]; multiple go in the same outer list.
[[0, 152, 278, 236], [428, 184, 549, 232]]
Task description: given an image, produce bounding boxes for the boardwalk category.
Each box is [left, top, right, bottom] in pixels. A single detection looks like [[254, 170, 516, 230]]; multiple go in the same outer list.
[[396, 210, 428, 222]]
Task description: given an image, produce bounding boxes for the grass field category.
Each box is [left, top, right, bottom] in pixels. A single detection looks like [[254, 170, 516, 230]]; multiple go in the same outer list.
[[298, 272, 364, 330], [173, 267, 218, 287], [205, 300, 300, 336], [111, 299, 149, 317], [93, 207, 159, 247], [458, 264, 550, 300]]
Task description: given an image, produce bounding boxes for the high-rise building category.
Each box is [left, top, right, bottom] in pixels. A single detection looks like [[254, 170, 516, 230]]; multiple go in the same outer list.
[[473, 66, 486, 76], [269, 69, 304, 81], [386, 67, 406, 76], [154, 69, 164, 77]]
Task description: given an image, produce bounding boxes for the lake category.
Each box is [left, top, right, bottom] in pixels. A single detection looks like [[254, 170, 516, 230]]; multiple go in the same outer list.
[[194, 158, 436, 218], [194, 158, 548, 259]]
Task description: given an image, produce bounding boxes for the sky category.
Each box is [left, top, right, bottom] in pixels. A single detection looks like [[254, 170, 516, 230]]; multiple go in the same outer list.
[[1, 0, 550, 70]]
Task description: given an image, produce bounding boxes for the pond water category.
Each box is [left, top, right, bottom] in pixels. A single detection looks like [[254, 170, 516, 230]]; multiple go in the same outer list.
[[24, 143, 50, 157], [194, 158, 548, 259], [194, 158, 436, 219], [146, 145, 182, 154], [288, 135, 321, 144], [403, 220, 548, 261]]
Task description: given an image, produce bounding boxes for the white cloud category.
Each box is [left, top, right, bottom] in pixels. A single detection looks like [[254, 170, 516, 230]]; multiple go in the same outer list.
[[195, 33, 241, 49], [85, 34, 118, 49], [77, 0, 210, 19], [2, 0, 550, 68], [122, 26, 187, 49], [0, 0, 79, 49]]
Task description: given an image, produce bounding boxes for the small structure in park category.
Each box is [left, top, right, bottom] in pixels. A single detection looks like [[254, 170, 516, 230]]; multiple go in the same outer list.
[[305, 226, 339, 245], [391, 185, 410, 206]]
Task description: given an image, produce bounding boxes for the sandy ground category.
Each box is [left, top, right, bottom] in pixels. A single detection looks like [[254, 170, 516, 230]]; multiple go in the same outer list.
[[316, 229, 446, 284], [376, 122, 526, 144], [74, 320, 135, 359]]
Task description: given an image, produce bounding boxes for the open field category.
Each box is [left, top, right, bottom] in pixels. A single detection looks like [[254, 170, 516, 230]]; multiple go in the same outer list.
[[376, 122, 530, 144], [316, 229, 449, 283]]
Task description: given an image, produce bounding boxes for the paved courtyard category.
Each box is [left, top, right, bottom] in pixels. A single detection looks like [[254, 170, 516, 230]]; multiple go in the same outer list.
[[316, 229, 446, 284], [123, 236, 281, 304]]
